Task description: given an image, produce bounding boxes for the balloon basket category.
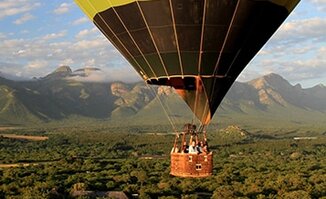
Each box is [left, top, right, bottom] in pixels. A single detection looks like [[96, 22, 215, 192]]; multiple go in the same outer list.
[[170, 152, 213, 178]]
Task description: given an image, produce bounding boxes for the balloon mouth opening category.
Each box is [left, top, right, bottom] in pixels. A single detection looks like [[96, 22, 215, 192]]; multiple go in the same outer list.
[[147, 76, 198, 90], [148, 76, 212, 125]]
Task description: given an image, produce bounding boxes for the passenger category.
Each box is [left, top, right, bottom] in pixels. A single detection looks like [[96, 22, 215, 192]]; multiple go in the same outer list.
[[196, 141, 203, 154], [202, 144, 208, 154], [188, 140, 198, 154], [182, 141, 189, 153]]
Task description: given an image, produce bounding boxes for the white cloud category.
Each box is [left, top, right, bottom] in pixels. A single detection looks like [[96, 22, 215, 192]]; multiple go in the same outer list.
[[75, 28, 98, 39], [60, 58, 74, 66], [85, 59, 96, 67], [0, 62, 29, 81], [0, 30, 129, 79], [292, 46, 314, 55], [72, 17, 88, 25], [42, 31, 67, 40], [273, 17, 326, 44], [0, 0, 40, 20], [20, 30, 30, 34], [53, 3, 71, 15], [67, 67, 140, 83], [255, 16, 326, 64], [317, 46, 326, 57], [0, 33, 6, 39], [309, 0, 326, 11], [16, 49, 26, 55], [2, 39, 24, 48], [248, 45, 326, 84], [72, 37, 107, 50], [14, 13, 34, 25], [26, 59, 48, 69], [68, 69, 108, 82]]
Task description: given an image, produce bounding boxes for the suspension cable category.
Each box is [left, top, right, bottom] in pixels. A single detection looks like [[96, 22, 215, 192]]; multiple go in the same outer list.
[[159, 87, 179, 129], [145, 84, 178, 133]]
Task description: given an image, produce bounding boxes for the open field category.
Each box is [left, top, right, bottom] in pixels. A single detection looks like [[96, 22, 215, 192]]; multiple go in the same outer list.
[[0, 163, 38, 168], [0, 127, 21, 131], [0, 134, 48, 141]]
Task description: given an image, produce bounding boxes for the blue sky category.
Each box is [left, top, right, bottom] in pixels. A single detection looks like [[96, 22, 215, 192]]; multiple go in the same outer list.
[[0, 0, 325, 87]]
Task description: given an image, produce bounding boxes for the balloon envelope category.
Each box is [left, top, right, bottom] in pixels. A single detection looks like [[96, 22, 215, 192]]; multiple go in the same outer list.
[[75, 0, 299, 124]]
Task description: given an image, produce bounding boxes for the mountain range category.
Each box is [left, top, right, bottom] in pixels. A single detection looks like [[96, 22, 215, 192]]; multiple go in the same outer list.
[[0, 66, 325, 130]]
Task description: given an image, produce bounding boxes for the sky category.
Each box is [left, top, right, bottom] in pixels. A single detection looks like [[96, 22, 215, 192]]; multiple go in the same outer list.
[[0, 0, 325, 87]]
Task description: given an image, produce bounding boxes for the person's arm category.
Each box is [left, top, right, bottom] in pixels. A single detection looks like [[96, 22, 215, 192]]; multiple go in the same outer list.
[[189, 135, 193, 146]]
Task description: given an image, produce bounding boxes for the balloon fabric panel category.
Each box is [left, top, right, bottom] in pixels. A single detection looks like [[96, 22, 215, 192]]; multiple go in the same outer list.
[[75, 0, 300, 124]]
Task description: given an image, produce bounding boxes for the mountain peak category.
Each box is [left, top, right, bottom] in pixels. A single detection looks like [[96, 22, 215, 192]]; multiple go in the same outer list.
[[249, 73, 290, 90], [261, 73, 288, 85], [264, 73, 283, 79], [43, 66, 72, 80], [248, 73, 292, 106], [54, 66, 72, 73], [294, 83, 302, 90]]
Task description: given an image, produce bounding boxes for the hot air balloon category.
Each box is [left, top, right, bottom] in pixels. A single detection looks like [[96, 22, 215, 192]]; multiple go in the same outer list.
[[74, 0, 300, 177]]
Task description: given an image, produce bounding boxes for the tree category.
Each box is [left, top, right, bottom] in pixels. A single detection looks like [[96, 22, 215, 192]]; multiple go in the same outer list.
[[71, 183, 88, 192], [212, 185, 236, 199], [131, 170, 148, 187], [281, 190, 311, 199]]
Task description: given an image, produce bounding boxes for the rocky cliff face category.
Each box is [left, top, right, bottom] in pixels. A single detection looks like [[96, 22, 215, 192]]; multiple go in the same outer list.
[[111, 82, 130, 97], [249, 73, 291, 106], [247, 73, 326, 111]]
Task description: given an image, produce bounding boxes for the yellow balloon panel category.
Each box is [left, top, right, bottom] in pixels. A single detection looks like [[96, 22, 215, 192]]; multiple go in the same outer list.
[[74, 0, 152, 19]]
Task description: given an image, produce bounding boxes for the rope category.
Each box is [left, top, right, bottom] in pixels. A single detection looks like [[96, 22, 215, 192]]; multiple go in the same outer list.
[[145, 84, 178, 133]]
